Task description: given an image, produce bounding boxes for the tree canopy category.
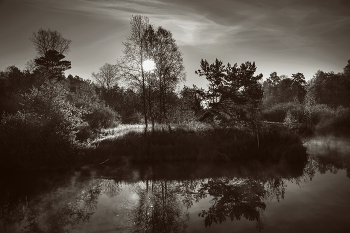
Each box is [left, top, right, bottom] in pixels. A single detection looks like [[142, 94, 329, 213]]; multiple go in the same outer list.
[[34, 50, 71, 79], [195, 59, 263, 125]]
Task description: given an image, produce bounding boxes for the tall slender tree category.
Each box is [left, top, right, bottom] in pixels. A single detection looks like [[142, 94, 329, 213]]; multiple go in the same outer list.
[[120, 15, 150, 133], [120, 15, 185, 131]]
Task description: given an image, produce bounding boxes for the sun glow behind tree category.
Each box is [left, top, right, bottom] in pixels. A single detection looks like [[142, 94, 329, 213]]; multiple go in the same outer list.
[[143, 59, 155, 72]]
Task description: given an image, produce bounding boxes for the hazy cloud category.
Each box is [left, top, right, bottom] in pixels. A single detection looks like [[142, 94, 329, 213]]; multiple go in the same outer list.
[[1, 0, 349, 85]]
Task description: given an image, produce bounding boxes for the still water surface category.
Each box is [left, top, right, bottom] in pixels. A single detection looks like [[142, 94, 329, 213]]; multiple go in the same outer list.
[[1, 136, 350, 233]]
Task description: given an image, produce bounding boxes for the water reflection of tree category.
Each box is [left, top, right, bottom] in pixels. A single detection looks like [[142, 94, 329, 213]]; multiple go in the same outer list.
[[22, 178, 121, 233], [0, 171, 121, 233], [180, 162, 315, 232], [314, 155, 350, 179], [0, 161, 322, 232], [195, 178, 267, 231], [131, 180, 189, 233]]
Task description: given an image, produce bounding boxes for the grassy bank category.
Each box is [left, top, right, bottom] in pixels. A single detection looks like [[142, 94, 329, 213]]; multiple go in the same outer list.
[[86, 123, 307, 165], [0, 121, 308, 170]]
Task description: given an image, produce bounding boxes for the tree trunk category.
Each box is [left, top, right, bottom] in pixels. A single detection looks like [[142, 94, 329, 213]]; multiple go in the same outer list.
[[140, 50, 148, 135]]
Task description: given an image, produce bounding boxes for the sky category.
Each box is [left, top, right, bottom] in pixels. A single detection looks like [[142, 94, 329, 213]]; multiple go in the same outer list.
[[1, 0, 350, 88]]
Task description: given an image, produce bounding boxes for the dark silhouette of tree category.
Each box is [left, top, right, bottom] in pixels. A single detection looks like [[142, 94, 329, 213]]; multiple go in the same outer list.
[[291, 72, 306, 103], [308, 70, 350, 107], [120, 15, 150, 133], [263, 72, 281, 107], [344, 59, 350, 77], [0, 66, 35, 116], [120, 15, 185, 131], [263, 72, 306, 108], [195, 59, 263, 126], [30, 28, 71, 56], [34, 50, 71, 79], [143, 25, 186, 126]]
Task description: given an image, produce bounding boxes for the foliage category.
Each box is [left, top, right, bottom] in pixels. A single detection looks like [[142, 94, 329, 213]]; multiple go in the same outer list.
[[307, 70, 350, 108], [195, 58, 263, 126], [66, 74, 100, 109], [166, 86, 198, 123], [263, 72, 306, 107], [34, 50, 71, 79], [0, 81, 85, 169], [0, 66, 35, 116], [99, 86, 143, 124], [315, 106, 350, 136], [84, 105, 120, 130], [75, 125, 99, 142], [262, 102, 304, 123], [343, 59, 350, 77]]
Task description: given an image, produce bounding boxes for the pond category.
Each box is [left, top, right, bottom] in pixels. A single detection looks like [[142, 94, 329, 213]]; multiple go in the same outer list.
[[1, 136, 350, 233]]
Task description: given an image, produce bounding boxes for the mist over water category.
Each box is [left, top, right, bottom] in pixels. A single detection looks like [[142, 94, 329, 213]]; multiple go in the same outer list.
[[305, 136, 350, 156]]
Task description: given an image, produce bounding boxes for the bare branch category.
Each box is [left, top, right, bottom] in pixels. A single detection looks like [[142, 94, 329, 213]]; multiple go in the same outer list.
[[91, 63, 121, 89], [30, 28, 72, 56]]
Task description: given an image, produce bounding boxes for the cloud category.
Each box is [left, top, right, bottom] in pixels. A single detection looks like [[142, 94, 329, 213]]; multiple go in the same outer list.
[[24, 0, 349, 53]]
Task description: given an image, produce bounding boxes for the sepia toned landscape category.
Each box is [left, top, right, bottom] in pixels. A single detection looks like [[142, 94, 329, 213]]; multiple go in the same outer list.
[[1, 0, 350, 232]]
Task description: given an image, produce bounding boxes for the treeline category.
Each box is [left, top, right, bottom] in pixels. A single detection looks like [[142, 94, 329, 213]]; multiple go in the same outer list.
[[1, 14, 348, 169], [261, 60, 350, 135]]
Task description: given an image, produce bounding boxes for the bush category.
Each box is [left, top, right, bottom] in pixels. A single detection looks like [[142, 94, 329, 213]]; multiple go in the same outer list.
[[262, 102, 304, 123], [316, 106, 350, 136], [85, 105, 120, 130], [304, 104, 334, 126], [0, 81, 85, 169], [75, 125, 98, 142]]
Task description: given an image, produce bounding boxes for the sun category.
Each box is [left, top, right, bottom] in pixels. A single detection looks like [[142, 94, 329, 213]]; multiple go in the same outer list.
[[143, 59, 155, 72]]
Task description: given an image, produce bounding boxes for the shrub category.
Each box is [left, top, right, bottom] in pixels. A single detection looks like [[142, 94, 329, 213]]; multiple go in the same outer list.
[[304, 104, 334, 126], [75, 125, 98, 142], [85, 105, 120, 130], [0, 81, 85, 169], [316, 106, 350, 136], [262, 102, 304, 123]]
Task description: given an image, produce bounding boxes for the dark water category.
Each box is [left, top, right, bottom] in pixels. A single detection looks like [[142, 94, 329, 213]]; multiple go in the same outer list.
[[1, 136, 350, 233]]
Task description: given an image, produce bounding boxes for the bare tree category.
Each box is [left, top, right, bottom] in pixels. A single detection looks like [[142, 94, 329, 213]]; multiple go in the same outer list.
[[30, 28, 72, 56], [91, 63, 120, 89]]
